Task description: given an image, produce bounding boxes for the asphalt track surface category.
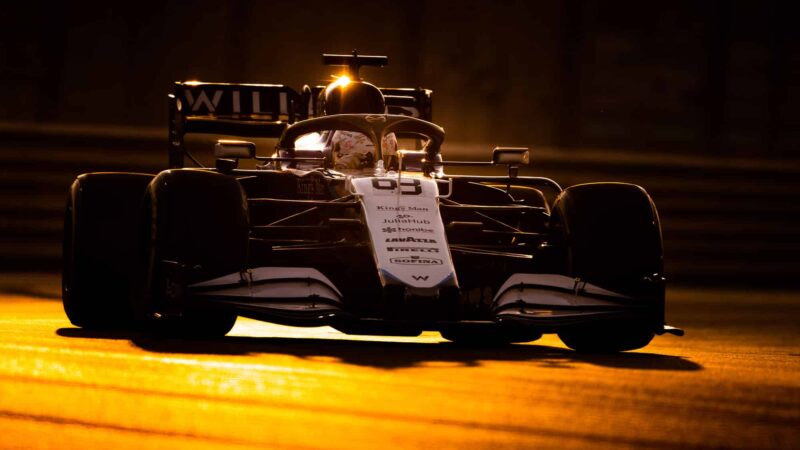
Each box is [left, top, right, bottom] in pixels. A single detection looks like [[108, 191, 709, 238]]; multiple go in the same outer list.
[[0, 274, 798, 449]]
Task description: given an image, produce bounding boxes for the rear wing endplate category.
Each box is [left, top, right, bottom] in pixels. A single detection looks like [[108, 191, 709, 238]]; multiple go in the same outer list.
[[169, 81, 306, 167]]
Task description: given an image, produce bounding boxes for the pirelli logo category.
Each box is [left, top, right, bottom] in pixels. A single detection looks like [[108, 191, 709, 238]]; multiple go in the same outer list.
[[387, 247, 439, 253]]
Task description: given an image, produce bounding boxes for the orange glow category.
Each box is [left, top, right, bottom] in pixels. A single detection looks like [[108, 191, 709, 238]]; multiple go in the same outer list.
[[329, 75, 351, 89]]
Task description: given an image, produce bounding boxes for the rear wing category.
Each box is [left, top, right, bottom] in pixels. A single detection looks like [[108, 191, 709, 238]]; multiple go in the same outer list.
[[382, 88, 433, 120], [168, 81, 433, 168], [169, 81, 306, 167]]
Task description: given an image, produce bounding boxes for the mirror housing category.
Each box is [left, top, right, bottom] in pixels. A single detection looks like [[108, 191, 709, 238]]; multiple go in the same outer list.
[[492, 147, 529, 166], [215, 140, 256, 159]]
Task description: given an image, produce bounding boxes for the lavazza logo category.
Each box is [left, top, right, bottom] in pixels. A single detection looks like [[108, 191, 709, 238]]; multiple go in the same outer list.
[[385, 237, 436, 243], [390, 256, 443, 265]]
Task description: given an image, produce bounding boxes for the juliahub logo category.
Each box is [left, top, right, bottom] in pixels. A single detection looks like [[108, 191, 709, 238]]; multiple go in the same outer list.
[[383, 218, 431, 224]]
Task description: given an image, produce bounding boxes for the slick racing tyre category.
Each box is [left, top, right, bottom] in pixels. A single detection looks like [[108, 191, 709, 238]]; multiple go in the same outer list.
[[139, 169, 247, 338], [440, 325, 542, 346], [550, 182, 663, 352], [558, 321, 655, 353], [62, 173, 154, 329]]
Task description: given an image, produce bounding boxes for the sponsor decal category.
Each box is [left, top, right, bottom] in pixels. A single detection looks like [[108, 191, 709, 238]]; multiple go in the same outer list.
[[387, 247, 439, 253], [390, 256, 443, 265], [385, 237, 437, 243], [184, 90, 223, 112], [412, 275, 429, 281], [377, 205, 430, 212], [383, 218, 431, 224], [382, 226, 435, 234], [182, 88, 288, 115], [296, 178, 327, 196]]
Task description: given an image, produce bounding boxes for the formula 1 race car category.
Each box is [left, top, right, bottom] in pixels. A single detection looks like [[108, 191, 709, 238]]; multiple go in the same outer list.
[[63, 52, 683, 351]]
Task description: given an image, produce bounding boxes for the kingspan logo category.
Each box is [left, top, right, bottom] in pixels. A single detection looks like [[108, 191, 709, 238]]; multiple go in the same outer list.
[[390, 256, 443, 265]]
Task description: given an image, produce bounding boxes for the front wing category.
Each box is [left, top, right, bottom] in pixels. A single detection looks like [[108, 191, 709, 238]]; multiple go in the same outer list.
[[185, 267, 683, 337]]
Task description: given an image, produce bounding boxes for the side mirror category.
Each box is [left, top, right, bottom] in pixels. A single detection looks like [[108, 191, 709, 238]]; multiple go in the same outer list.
[[215, 140, 256, 159], [492, 147, 529, 166]]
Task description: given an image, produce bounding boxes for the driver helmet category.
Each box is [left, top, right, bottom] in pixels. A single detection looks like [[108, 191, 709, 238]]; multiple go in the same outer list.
[[322, 79, 386, 115], [321, 79, 397, 170]]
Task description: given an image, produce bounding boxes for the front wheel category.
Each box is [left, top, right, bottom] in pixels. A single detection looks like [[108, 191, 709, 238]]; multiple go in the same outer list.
[[440, 325, 541, 346], [550, 182, 664, 352], [558, 322, 654, 353], [137, 169, 249, 338], [153, 308, 239, 339]]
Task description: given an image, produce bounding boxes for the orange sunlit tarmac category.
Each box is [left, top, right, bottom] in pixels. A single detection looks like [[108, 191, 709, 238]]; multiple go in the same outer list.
[[0, 276, 798, 449]]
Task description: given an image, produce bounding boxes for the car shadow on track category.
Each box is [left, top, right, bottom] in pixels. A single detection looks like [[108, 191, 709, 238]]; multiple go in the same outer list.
[[56, 327, 702, 371]]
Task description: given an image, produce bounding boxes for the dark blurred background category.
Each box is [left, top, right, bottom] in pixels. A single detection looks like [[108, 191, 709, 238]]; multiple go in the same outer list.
[[1, 0, 799, 286]]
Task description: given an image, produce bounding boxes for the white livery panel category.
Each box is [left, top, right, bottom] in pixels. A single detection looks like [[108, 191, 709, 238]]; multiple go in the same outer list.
[[188, 267, 342, 303], [350, 176, 458, 290], [492, 273, 634, 309]]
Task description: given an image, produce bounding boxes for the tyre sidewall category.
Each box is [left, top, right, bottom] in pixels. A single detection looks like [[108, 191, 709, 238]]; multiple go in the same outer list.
[[63, 173, 153, 328], [139, 169, 248, 329]]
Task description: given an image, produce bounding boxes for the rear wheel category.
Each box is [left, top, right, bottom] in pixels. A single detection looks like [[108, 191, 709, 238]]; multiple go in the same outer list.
[[138, 169, 249, 338], [550, 182, 664, 352], [152, 308, 239, 339], [62, 173, 153, 329]]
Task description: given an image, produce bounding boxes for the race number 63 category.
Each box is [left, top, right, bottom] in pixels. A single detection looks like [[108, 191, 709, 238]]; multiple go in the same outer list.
[[371, 178, 422, 195]]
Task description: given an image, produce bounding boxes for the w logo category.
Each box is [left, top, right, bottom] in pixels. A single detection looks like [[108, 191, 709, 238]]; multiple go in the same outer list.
[[411, 275, 429, 281]]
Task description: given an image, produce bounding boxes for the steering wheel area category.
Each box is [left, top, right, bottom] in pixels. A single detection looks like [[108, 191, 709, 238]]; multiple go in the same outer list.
[[277, 114, 444, 163]]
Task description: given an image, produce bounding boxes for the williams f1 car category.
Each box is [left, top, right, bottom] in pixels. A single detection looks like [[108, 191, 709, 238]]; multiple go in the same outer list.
[[63, 52, 683, 351]]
